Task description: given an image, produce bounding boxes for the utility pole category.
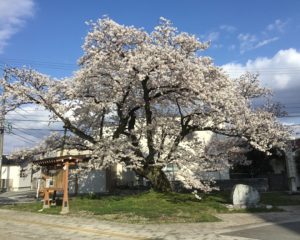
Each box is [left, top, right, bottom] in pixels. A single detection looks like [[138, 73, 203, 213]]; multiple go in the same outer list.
[[0, 70, 7, 189], [286, 139, 298, 193]]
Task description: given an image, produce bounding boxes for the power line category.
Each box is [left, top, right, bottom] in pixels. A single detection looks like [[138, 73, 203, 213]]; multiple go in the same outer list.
[[12, 109, 29, 119], [278, 115, 300, 118], [0, 57, 76, 67], [7, 113, 51, 118], [13, 127, 65, 132], [2, 56, 300, 70], [13, 128, 42, 140], [8, 108, 51, 112], [6, 118, 62, 123], [10, 132, 37, 143], [17, 106, 41, 114], [2, 57, 300, 74], [0, 59, 76, 71]]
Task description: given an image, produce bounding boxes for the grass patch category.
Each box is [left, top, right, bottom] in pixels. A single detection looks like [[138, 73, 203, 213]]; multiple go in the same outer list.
[[0, 190, 296, 223], [0, 190, 225, 223], [71, 190, 226, 223]]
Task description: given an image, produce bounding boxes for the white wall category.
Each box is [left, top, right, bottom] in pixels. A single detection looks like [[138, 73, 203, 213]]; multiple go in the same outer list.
[[69, 169, 107, 194], [1, 165, 32, 191], [1, 165, 19, 190], [114, 164, 136, 186], [31, 169, 42, 190], [18, 173, 32, 190]]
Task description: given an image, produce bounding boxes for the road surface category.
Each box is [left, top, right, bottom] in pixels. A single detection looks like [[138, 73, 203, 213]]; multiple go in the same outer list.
[[1, 191, 300, 239]]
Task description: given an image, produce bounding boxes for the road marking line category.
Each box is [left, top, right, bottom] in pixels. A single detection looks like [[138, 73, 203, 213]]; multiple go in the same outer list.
[[0, 216, 151, 240]]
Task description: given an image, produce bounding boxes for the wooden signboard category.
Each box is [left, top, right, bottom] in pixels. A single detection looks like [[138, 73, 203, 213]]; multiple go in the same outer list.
[[33, 156, 87, 214]]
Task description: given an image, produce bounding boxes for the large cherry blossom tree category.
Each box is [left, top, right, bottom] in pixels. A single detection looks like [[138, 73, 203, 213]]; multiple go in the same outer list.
[[1, 18, 289, 191]]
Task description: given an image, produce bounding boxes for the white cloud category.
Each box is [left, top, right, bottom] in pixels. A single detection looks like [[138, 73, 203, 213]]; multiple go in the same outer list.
[[237, 33, 279, 54], [266, 19, 288, 33], [222, 48, 300, 112], [238, 33, 257, 42], [222, 48, 300, 90], [206, 31, 220, 42], [254, 37, 279, 49], [219, 24, 237, 33], [203, 25, 237, 44], [0, 0, 34, 53], [228, 44, 236, 51], [212, 43, 223, 49], [237, 19, 289, 54], [238, 33, 257, 53]]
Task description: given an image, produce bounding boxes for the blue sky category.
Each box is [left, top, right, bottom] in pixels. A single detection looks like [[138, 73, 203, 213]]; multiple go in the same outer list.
[[2, 1, 300, 71], [1, 0, 300, 152]]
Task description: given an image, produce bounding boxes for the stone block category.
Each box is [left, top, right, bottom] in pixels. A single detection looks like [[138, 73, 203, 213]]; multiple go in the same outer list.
[[232, 184, 260, 208]]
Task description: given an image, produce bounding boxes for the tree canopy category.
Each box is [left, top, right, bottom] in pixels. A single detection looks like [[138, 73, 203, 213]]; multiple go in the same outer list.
[[1, 18, 289, 191]]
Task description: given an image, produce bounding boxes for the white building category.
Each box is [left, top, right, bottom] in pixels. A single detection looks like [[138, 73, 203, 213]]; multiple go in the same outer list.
[[33, 149, 138, 195], [1, 156, 32, 191], [2, 129, 231, 193]]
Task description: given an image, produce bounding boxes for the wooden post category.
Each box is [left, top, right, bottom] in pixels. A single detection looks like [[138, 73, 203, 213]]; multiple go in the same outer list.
[[43, 189, 50, 209], [60, 161, 69, 214]]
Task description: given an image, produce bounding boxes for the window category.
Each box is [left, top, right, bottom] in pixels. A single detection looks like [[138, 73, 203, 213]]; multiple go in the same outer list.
[[20, 169, 27, 178]]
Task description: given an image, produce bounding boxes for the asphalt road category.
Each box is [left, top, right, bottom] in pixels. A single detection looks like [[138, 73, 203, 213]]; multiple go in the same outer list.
[[0, 190, 36, 204], [0, 209, 260, 240], [223, 221, 300, 240], [1, 191, 300, 240], [0, 209, 152, 240]]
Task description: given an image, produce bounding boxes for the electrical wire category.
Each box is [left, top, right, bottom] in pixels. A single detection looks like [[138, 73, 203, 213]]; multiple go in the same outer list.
[[2, 57, 300, 74], [10, 132, 37, 143], [278, 115, 300, 118], [12, 109, 29, 119], [7, 113, 51, 118], [13, 128, 42, 140], [13, 127, 65, 132], [6, 118, 62, 122], [1, 59, 300, 122], [0, 59, 76, 71]]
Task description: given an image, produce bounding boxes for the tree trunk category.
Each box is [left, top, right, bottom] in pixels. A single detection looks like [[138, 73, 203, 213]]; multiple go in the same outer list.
[[138, 166, 172, 192]]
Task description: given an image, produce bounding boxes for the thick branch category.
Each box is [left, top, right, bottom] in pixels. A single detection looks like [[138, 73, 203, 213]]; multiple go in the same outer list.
[[141, 77, 156, 163]]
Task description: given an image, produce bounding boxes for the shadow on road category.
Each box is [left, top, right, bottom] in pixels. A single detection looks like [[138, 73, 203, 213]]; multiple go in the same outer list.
[[220, 197, 300, 240], [223, 220, 300, 240]]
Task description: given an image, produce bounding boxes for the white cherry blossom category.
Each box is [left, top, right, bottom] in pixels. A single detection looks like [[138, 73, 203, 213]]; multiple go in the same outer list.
[[2, 18, 290, 192]]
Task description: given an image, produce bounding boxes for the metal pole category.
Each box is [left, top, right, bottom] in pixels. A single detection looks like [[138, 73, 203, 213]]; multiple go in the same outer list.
[[0, 120, 4, 190], [0, 70, 6, 189], [59, 125, 67, 157]]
